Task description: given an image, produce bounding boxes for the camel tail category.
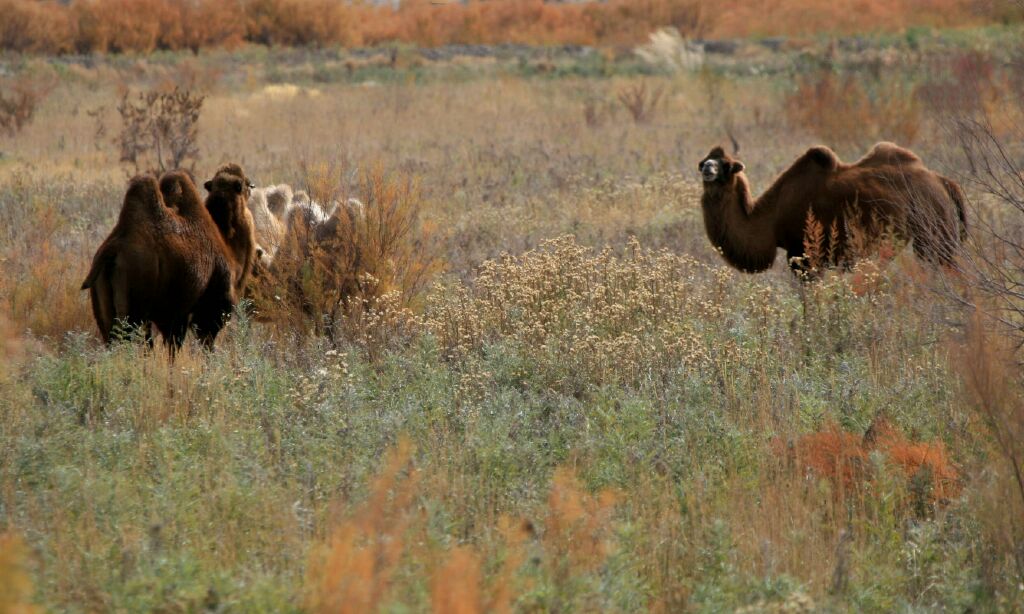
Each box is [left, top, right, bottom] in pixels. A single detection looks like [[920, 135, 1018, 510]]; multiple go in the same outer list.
[[82, 250, 118, 343], [81, 249, 113, 290], [941, 176, 968, 242]]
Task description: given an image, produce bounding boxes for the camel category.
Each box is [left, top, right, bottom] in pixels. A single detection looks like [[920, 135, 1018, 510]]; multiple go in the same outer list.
[[81, 170, 250, 350], [202, 163, 259, 294], [247, 184, 349, 270], [247, 187, 285, 265], [697, 142, 967, 274]]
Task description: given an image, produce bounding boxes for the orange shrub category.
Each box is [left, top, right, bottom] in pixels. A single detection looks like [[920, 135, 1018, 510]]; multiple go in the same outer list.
[[170, 0, 247, 52], [0, 0, 1016, 54], [245, 0, 360, 47], [713, 0, 991, 38], [0, 0, 74, 54], [786, 68, 921, 149], [72, 0, 177, 54], [781, 416, 961, 506], [306, 439, 609, 613]]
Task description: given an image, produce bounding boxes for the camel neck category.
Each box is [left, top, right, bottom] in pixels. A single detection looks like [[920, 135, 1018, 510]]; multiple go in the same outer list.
[[700, 175, 779, 272]]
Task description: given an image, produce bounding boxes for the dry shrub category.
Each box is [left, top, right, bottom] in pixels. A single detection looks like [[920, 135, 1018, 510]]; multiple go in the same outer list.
[[115, 86, 205, 173], [0, 532, 38, 614], [361, 0, 593, 47], [166, 0, 247, 53], [423, 236, 731, 392], [799, 207, 900, 276], [801, 210, 832, 273], [617, 81, 664, 124], [254, 162, 441, 350], [916, 50, 1000, 119], [543, 467, 619, 573], [713, 0, 994, 38], [634, 27, 705, 73], [956, 311, 1024, 574], [3, 0, 1011, 53], [0, 0, 74, 54], [72, 0, 175, 54], [0, 201, 94, 341], [786, 68, 921, 150], [0, 314, 24, 375], [245, 0, 359, 47], [306, 438, 420, 613], [431, 547, 483, 614], [780, 416, 961, 508], [361, 0, 699, 47], [307, 439, 613, 613], [584, 0, 716, 45], [0, 72, 56, 137]]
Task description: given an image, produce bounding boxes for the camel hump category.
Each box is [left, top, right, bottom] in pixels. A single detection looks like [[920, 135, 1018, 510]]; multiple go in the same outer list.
[[159, 171, 205, 217], [800, 146, 840, 171], [858, 142, 921, 167], [118, 174, 167, 225]]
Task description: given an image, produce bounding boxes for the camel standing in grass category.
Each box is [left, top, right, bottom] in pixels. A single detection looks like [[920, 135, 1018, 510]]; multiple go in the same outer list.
[[82, 168, 256, 350], [697, 142, 967, 274], [203, 163, 260, 294]]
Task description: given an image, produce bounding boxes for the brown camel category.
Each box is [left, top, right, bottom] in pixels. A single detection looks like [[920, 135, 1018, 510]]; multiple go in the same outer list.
[[697, 142, 967, 274], [81, 170, 252, 350], [203, 163, 259, 293]]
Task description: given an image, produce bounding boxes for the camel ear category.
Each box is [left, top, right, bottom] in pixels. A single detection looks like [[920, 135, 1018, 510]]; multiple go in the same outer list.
[[204, 180, 213, 192], [730, 161, 745, 174]]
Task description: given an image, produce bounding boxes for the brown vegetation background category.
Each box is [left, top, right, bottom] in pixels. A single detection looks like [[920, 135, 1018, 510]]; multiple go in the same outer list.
[[0, 0, 1020, 54]]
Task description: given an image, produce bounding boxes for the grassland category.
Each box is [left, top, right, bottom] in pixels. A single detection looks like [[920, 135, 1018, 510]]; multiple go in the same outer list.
[[2, 26, 1024, 612]]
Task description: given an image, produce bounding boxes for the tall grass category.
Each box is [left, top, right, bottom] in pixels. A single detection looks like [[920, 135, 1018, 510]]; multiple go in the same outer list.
[[2, 39, 1024, 611]]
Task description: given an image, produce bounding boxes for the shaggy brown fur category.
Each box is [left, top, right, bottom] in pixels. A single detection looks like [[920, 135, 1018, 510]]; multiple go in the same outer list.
[[697, 142, 967, 274], [81, 171, 240, 349], [203, 163, 259, 293]]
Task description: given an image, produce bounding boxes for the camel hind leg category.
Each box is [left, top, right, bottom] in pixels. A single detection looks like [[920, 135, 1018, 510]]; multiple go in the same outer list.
[[106, 256, 152, 345], [88, 266, 116, 344]]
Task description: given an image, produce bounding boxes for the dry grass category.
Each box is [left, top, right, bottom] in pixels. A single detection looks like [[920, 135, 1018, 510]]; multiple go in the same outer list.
[[307, 439, 619, 613], [957, 310, 1024, 576], [0, 533, 38, 614], [2, 36, 1024, 612], [0, 71, 55, 137], [786, 67, 922, 150]]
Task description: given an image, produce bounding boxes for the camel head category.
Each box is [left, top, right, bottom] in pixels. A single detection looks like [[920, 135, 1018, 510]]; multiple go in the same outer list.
[[698, 146, 745, 186], [204, 163, 259, 291], [204, 163, 256, 240]]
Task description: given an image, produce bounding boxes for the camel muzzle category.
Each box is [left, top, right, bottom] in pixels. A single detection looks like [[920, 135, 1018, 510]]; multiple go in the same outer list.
[[701, 160, 720, 182]]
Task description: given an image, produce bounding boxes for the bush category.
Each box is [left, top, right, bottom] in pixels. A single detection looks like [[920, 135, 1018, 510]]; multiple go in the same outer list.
[[115, 86, 205, 173], [0, 0, 1014, 54], [785, 67, 922, 150], [0, 72, 55, 137], [253, 163, 441, 352]]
